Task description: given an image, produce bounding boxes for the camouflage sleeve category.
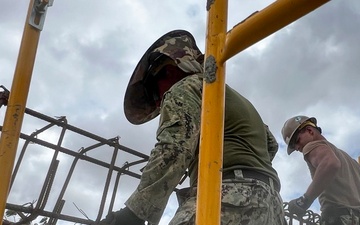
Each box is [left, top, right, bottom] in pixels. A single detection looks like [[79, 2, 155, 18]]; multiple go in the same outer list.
[[125, 75, 202, 224], [265, 124, 278, 162]]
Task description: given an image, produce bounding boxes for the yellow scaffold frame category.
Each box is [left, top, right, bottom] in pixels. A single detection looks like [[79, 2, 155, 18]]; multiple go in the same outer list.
[[197, 0, 329, 224], [0, 0, 53, 223], [0, 0, 330, 224]]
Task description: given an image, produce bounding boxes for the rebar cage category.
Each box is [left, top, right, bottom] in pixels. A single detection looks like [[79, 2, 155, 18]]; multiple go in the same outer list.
[[0, 101, 321, 225]]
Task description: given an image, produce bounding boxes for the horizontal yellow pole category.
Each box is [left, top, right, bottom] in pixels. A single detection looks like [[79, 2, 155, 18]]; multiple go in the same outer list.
[[197, 1, 330, 225], [0, 0, 42, 223], [221, 0, 330, 62], [196, 1, 227, 225]]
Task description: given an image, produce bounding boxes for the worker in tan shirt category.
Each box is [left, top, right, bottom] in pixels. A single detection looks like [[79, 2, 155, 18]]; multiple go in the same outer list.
[[282, 115, 360, 225]]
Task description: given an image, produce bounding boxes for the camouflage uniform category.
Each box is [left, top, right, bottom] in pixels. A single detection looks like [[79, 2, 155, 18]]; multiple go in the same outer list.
[[170, 173, 285, 225], [123, 30, 285, 225], [125, 73, 203, 224]]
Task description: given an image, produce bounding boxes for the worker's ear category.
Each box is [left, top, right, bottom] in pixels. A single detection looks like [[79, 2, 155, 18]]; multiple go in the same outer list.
[[307, 126, 315, 135]]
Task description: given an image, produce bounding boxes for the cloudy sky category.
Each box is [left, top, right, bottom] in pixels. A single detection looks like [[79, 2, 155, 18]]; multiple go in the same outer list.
[[1, 0, 360, 224]]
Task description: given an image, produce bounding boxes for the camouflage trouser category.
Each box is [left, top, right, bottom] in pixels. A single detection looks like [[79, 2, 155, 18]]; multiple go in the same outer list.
[[321, 210, 360, 225], [169, 175, 286, 225]]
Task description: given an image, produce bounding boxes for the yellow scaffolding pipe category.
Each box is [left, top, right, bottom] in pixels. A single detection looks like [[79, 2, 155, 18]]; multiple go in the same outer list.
[[0, 0, 49, 223], [196, 0, 228, 225], [197, 0, 329, 225], [222, 0, 330, 63]]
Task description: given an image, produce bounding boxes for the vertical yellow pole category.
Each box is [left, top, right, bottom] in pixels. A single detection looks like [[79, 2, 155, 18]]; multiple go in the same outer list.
[[196, 1, 228, 225], [196, 1, 330, 225], [0, 0, 42, 222]]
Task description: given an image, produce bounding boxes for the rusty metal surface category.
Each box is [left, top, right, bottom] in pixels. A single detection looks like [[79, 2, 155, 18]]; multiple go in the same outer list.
[[284, 202, 321, 225], [1, 101, 148, 224]]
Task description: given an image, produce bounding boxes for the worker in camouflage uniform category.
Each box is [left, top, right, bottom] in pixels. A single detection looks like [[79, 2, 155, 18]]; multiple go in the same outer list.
[[282, 116, 360, 225], [101, 30, 285, 225]]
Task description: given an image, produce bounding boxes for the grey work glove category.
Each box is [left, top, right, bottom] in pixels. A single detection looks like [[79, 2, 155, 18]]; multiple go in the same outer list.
[[100, 207, 145, 225], [288, 195, 312, 217]]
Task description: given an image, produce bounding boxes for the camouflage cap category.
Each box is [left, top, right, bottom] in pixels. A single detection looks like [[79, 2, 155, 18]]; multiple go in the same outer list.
[[124, 30, 203, 125]]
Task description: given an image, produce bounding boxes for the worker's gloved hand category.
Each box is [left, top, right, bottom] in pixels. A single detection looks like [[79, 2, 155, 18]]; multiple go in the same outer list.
[[100, 207, 145, 225], [288, 195, 312, 218]]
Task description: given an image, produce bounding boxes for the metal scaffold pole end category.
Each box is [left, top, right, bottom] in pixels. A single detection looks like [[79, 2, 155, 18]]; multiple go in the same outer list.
[[29, 0, 54, 31]]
